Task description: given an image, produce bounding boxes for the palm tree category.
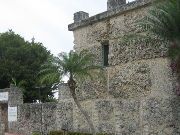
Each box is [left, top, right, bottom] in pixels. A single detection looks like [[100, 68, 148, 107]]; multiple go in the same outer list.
[[123, 0, 180, 93], [125, 0, 180, 61], [39, 50, 103, 134]]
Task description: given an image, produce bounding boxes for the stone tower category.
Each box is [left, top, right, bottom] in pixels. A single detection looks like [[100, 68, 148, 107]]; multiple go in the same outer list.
[[107, 0, 126, 10], [68, 0, 180, 134]]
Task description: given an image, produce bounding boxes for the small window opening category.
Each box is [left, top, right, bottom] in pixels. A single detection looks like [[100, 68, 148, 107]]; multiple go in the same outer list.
[[102, 41, 109, 67]]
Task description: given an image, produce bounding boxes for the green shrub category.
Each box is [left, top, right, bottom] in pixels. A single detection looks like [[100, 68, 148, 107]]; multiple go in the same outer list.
[[96, 133, 114, 135], [67, 132, 92, 135], [48, 131, 113, 135], [48, 131, 64, 135], [32, 131, 41, 135]]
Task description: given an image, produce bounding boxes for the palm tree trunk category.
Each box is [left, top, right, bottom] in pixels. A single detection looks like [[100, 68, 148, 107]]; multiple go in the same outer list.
[[170, 40, 180, 96], [68, 78, 95, 134], [72, 92, 96, 134]]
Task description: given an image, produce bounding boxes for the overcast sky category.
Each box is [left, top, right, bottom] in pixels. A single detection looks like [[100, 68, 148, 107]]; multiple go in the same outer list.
[[0, 0, 134, 55]]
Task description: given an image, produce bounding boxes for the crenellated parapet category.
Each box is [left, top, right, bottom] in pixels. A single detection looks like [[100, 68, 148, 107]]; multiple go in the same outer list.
[[68, 0, 152, 31]]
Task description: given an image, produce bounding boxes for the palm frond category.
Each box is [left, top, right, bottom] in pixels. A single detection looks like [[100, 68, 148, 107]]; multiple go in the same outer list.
[[39, 50, 104, 86], [122, 0, 180, 45], [121, 0, 180, 83]]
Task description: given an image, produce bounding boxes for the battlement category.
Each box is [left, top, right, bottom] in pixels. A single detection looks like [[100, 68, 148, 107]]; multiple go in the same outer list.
[[107, 0, 126, 10], [74, 11, 89, 23], [68, 0, 152, 31]]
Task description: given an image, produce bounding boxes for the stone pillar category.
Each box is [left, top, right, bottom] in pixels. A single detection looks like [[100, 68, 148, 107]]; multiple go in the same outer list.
[[8, 85, 23, 133], [0, 107, 5, 135], [74, 11, 89, 22], [56, 83, 73, 131], [107, 0, 126, 10]]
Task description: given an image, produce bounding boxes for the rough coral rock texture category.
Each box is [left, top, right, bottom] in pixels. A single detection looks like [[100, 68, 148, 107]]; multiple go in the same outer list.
[[56, 60, 179, 135], [109, 40, 168, 66], [3, 0, 180, 135], [0, 85, 23, 135], [56, 101, 73, 131], [73, 100, 93, 132], [65, 0, 180, 134], [95, 100, 115, 133], [114, 100, 141, 134], [17, 103, 57, 135], [108, 61, 151, 99]]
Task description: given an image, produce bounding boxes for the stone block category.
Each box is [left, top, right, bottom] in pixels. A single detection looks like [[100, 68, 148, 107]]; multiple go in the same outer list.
[[96, 100, 114, 121], [107, 0, 126, 10], [17, 104, 36, 135], [56, 101, 73, 131], [142, 97, 180, 134], [108, 62, 151, 99], [17, 103, 57, 135], [73, 101, 93, 133], [8, 85, 23, 106], [95, 100, 115, 133], [109, 39, 168, 66], [98, 123, 114, 134], [59, 84, 72, 101], [74, 11, 89, 22], [42, 103, 57, 134], [149, 59, 175, 97], [114, 100, 140, 134], [76, 78, 108, 101]]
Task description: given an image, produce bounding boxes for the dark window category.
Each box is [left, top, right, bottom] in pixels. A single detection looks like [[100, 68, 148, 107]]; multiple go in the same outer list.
[[102, 41, 109, 67]]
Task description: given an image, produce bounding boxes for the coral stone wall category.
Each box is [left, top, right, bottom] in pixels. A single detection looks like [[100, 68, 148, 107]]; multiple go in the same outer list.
[[17, 103, 57, 135], [1, 0, 180, 135], [57, 59, 180, 134], [0, 86, 57, 135], [64, 0, 180, 134]]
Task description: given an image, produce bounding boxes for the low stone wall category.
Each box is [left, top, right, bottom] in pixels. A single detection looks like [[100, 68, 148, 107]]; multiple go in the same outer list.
[[57, 97, 180, 134], [16, 103, 57, 135], [0, 86, 57, 135]]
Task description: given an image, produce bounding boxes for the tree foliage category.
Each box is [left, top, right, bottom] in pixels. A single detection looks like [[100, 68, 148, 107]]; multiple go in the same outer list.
[[40, 50, 104, 134], [122, 0, 180, 94], [139, 0, 180, 61], [0, 30, 55, 102]]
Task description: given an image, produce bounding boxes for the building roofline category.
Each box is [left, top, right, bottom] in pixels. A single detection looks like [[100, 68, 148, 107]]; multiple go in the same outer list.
[[68, 0, 151, 31]]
